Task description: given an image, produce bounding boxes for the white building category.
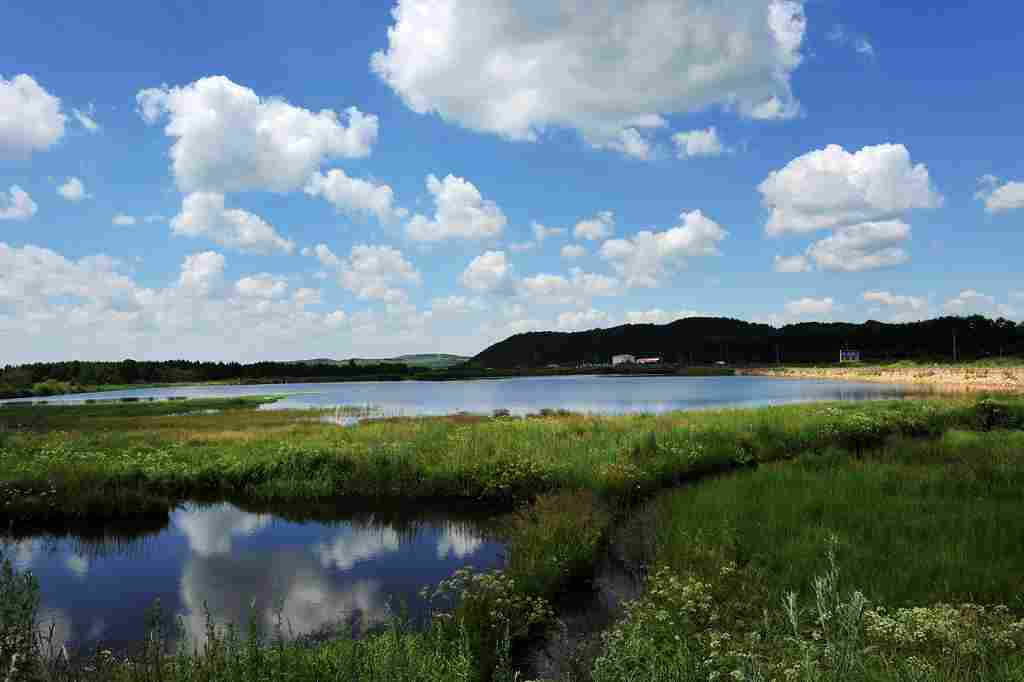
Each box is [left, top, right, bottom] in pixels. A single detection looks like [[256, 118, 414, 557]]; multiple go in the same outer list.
[[612, 354, 635, 365], [636, 357, 661, 365]]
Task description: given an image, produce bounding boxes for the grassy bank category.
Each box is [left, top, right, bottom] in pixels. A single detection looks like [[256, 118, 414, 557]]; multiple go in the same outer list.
[[4, 395, 1023, 523], [582, 429, 1024, 681], [4, 395, 1024, 680]]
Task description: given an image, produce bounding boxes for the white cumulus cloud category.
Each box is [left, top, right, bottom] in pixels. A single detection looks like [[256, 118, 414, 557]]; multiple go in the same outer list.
[[177, 251, 226, 297], [773, 254, 810, 273], [605, 128, 655, 160], [406, 174, 507, 241], [561, 244, 586, 260], [785, 296, 834, 317], [863, 290, 925, 310], [234, 274, 288, 299], [137, 75, 378, 193], [112, 213, 137, 226], [292, 287, 322, 306], [625, 309, 701, 324], [943, 289, 996, 315], [0, 243, 144, 310], [673, 127, 728, 158], [431, 295, 484, 314], [0, 241, 450, 362], [557, 308, 610, 331], [0, 74, 66, 159], [976, 175, 1024, 213], [759, 143, 941, 235], [518, 269, 621, 305], [332, 244, 422, 302], [599, 210, 726, 287], [171, 192, 295, 254], [532, 221, 565, 242], [804, 220, 911, 272], [0, 185, 37, 220], [574, 211, 614, 241], [305, 169, 408, 223], [459, 250, 514, 294], [57, 177, 91, 202], [371, 0, 806, 151]]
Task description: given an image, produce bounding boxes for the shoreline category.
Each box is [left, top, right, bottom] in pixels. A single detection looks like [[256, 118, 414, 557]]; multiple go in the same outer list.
[[739, 364, 1024, 392]]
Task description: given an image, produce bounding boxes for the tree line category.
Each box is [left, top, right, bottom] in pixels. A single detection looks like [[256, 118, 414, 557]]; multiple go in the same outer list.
[[471, 315, 1024, 368], [0, 359, 417, 399]]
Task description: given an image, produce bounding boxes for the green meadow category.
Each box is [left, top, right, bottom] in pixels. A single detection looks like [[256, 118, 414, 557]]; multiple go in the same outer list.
[[2, 394, 1024, 680]]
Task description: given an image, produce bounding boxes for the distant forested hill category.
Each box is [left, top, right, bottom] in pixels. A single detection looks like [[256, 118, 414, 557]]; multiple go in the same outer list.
[[471, 316, 1024, 368], [295, 354, 469, 369], [0, 354, 471, 398]]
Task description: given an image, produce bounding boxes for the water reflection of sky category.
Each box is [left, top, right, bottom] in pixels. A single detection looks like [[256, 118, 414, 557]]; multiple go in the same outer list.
[[0, 375, 920, 415], [1, 504, 502, 654]]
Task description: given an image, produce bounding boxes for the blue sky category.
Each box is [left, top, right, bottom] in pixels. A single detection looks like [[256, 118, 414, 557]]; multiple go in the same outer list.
[[2, 0, 1022, 363]]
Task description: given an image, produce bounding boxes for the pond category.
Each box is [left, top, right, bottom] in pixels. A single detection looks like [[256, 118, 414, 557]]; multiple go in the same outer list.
[[1, 375, 919, 415], [2, 503, 503, 655]]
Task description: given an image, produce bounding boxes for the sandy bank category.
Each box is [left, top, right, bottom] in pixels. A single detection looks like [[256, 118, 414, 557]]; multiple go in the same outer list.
[[740, 365, 1024, 392]]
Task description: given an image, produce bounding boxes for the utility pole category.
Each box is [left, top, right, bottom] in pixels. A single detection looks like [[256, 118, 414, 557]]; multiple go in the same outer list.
[[952, 329, 958, 363]]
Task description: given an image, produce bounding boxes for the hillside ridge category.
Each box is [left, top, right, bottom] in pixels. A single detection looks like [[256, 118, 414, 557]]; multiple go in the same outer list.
[[471, 315, 1022, 368]]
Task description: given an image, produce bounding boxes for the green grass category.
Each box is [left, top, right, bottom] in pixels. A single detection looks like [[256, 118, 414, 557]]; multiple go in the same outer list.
[[631, 430, 1024, 605], [585, 429, 1024, 681], [4, 395, 1022, 522]]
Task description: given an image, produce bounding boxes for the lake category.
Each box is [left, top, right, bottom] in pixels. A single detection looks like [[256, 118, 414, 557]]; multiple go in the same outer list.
[[2, 374, 918, 415], [2, 504, 503, 655]]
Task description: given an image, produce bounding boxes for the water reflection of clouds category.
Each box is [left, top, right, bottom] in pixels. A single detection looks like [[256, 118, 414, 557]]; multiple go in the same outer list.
[[5, 538, 43, 568], [172, 504, 400, 645], [64, 553, 89, 579], [6, 503, 499, 653], [174, 504, 272, 557], [315, 527, 400, 571], [436, 523, 484, 559], [178, 549, 388, 647]]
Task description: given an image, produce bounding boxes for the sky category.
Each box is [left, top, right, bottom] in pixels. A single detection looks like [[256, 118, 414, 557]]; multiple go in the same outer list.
[[2, 0, 1022, 363]]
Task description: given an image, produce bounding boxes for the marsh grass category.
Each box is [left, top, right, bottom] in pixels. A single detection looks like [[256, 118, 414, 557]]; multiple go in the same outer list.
[[586, 429, 1024, 681], [628, 429, 1024, 605], [4, 396, 1022, 525]]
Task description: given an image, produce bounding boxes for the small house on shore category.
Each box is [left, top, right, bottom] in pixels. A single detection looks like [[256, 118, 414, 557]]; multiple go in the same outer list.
[[636, 357, 661, 365], [612, 354, 635, 365]]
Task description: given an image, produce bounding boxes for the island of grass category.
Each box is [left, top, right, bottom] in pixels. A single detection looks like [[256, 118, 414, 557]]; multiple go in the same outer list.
[[3, 394, 1024, 680]]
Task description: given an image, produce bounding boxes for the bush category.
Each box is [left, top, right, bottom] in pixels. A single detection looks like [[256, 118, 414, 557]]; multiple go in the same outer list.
[[427, 567, 552, 678]]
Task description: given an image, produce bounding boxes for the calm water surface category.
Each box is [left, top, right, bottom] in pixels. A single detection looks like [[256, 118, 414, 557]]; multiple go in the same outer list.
[[3, 505, 502, 654], [2, 375, 918, 414]]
